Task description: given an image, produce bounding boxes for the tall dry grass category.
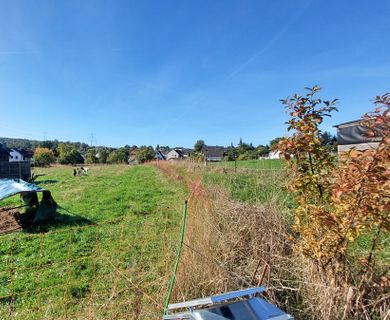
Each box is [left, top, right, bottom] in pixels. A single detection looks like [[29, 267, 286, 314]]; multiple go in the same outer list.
[[154, 161, 389, 320]]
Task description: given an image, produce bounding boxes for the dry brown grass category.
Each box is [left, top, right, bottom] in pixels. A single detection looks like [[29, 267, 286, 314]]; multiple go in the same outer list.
[[154, 161, 389, 320]]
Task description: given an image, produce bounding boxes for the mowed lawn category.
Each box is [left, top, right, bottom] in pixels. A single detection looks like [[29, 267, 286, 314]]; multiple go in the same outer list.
[[0, 165, 187, 319]]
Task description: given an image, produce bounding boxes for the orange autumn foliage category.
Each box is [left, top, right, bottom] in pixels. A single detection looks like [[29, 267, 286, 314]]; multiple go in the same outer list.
[[278, 87, 389, 272]]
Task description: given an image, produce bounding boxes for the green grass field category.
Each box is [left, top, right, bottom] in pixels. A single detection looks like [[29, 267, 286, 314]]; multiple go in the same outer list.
[[203, 159, 293, 213], [0, 165, 187, 319], [209, 159, 286, 171], [1, 161, 387, 319], [202, 160, 388, 267]]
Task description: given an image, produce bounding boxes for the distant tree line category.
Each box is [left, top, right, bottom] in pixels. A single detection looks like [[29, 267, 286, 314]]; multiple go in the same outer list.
[[192, 133, 336, 162], [0, 137, 156, 167], [0, 132, 337, 167]]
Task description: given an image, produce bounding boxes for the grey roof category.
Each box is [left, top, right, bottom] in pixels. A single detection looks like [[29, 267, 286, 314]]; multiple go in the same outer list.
[[334, 119, 362, 128], [174, 149, 184, 157], [335, 119, 385, 145], [11, 148, 33, 158], [155, 150, 166, 160], [0, 144, 10, 156], [201, 145, 225, 158], [178, 148, 193, 156]]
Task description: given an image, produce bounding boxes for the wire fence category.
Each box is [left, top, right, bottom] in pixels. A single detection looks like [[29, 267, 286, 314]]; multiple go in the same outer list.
[[0, 213, 178, 319]]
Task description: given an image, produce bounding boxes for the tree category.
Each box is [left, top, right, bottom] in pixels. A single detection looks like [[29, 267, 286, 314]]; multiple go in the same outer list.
[[224, 146, 237, 161], [33, 148, 55, 167], [85, 149, 98, 164], [278, 87, 389, 316], [96, 148, 109, 164], [0, 137, 35, 149], [135, 146, 155, 163], [269, 137, 284, 150], [236, 140, 254, 155], [319, 131, 337, 152], [237, 150, 258, 160], [58, 143, 84, 164], [278, 86, 338, 264], [189, 151, 205, 162], [107, 148, 128, 164], [57, 143, 73, 156], [158, 146, 170, 154], [39, 140, 54, 149], [194, 140, 205, 152], [256, 145, 269, 157]]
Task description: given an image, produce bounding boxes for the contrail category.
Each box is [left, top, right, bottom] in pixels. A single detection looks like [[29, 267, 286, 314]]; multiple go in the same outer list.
[[0, 50, 27, 55], [160, 0, 314, 136], [226, 0, 313, 80]]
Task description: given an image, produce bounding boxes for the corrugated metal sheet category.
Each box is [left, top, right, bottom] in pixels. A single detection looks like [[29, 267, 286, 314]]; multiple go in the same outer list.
[[0, 179, 45, 201]]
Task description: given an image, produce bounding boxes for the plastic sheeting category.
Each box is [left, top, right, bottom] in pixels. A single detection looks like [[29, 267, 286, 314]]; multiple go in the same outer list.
[[0, 179, 45, 201], [336, 121, 384, 146], [0, 178, 57, 224]]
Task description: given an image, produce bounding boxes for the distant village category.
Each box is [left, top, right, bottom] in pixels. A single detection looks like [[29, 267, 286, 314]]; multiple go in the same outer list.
[[0, 140, 281, 168], [0, 137, 310, 169], [0, 118, 379, 181]]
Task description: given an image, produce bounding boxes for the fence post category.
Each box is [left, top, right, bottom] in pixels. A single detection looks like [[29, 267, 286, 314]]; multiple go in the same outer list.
[[163, 200, 188, 314]]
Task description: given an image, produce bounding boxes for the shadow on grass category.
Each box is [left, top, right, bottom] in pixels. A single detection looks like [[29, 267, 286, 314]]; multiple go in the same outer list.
[[20, 207, 93, 234], [35, 179, 59, 185], [55, 207, 92, 226]]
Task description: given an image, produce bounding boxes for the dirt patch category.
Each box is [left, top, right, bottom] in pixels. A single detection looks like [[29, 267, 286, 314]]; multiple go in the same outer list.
[[0, 207, 34, 234]]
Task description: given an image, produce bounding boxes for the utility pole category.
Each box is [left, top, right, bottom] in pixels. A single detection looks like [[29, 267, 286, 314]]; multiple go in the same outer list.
[[90, 133, 94, 147]]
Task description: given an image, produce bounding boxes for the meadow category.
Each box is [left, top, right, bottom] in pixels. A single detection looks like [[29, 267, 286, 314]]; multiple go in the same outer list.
[[154, 160, 389, 319], [0, 160, 387, 319], [0, 165, 187, 319], [209, 158, 285, 171], [204, 160, 293, 211]]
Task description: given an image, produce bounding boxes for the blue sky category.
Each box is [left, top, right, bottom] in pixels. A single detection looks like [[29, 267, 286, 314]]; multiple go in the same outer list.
[[0, 0, 389, 148]]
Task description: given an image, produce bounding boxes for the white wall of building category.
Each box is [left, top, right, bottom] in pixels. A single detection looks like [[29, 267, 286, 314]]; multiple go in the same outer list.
[[166, 150, 181, 160], [268, 150, 282, 159], [9, 149, 24, 162], [337, 142, 379, 153]]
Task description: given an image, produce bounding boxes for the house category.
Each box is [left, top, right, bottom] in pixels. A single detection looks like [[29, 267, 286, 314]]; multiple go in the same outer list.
[[155, 150, 166, 161], [0, 144, 31, 180], [201, 145, 225, 161], [176, 148, 193, 158], [165, 149, 184, 161], [268, 150, 282, 159], [334, 119, 382, 154], [9, 148, 33, 162], [0, 144, 10, 162]]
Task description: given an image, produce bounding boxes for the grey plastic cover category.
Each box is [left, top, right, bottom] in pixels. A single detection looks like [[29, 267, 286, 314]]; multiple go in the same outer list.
[[337, 125, 382, 145]]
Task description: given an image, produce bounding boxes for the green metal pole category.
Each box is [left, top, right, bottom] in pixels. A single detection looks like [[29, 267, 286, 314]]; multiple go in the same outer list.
[[163, 200, 188, 314]]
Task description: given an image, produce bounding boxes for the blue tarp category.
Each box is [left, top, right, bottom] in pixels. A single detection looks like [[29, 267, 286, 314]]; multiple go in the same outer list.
[[0, 179, 57, 224], [0, 179, 45, 201]]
